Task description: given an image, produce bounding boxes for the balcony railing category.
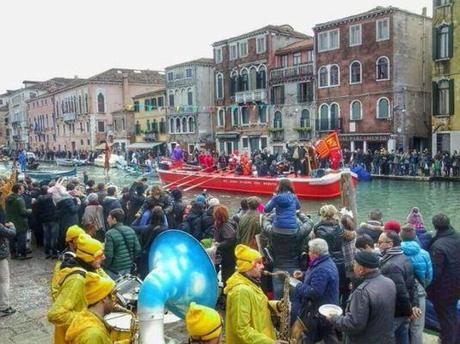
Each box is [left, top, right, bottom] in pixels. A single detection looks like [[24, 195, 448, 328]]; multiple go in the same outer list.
[[144, 132, 157, 141], [270, 63, 314, 81], [12, 135, 21, 141], [235, 89, 267, 103], [63, 112, 76, 122], [315, 118, 342, 132], [269, 128, 285, 142]]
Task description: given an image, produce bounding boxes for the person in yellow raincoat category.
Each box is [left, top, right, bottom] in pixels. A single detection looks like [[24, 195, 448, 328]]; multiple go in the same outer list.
[[0, 166, 16, 223], [224, 244, 285, 344], [48, 234, 108, 344], [50, 225, 86, 301], [186, 302, 223, 344], [65, 273, 126, 344]]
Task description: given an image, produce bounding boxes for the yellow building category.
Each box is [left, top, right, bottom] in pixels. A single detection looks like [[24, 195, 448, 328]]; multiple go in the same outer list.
[[432, 0, 460, 153], [131, 89, 168, 151]]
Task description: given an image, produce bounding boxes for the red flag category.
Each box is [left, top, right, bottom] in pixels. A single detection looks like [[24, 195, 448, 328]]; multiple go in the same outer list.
[[315, 140, 330, 159], [104, 142, 111, 171], [324, 132, 341, 150]]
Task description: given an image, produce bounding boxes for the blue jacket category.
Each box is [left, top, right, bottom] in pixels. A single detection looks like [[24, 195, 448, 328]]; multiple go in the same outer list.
[[401, 240, 433, 288], [264, 192, 300, 230], [293, 254, 339, 318]]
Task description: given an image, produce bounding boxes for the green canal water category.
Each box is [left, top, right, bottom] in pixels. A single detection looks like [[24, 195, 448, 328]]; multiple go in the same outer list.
[[3, 162, 459, 228]]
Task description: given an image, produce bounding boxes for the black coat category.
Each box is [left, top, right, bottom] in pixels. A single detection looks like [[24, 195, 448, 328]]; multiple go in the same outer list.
[[427, 228, 460, 301], [35, 194, 58, 223], [380, 248, 416, 317], [56, 197, 79, 234]]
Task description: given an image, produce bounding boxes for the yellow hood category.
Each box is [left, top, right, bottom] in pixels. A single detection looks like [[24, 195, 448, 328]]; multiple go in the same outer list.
[[65, 309, 107, 342], [224, 271, 259, 295]]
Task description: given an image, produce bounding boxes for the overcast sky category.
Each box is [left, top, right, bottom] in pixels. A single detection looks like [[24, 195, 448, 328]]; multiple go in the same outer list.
[[0, 0, 431, 94]]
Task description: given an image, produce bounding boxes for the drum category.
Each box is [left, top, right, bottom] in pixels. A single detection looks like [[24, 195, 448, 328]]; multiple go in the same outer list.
[[105, 312, 132, 342], [115, 275, 142, 309]]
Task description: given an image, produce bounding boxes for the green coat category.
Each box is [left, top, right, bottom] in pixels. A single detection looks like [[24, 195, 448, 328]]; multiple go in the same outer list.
[[103, 222, 141, 274], [5, 193, 30, 232]]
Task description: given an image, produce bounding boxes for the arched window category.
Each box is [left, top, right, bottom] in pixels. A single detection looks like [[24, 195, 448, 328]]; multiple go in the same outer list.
[[230, 71, 238, 96], [217, 108, 225, 127], [152, 119, 158, 133], [256, 65, 267, 89], [350, 61, 362, 84], [232, 107, 239, 126], [188, 117, 194, 133], [169, 118, 175, 133], [249, 67, 257, 90], [330, 65, 339, 86], [175, 118, 181, 133], [377, 98, 390, 118], [258, 105, 267, 123], [84, 94, 88, 113], [300, 109, 310, 128], [319, 104, 329, 130], [330, 103, 340, 129], [146, 119, 151, 131], [216, 73, 224, 99], [350, 100, 362, 120], [182, 117, 187, 132], [376, 57, 390, 80], [97, 93, 105, 113], [78, 96, 82, 114], [135, 121, 141, 135], [319, 67, 328, 87], [240, 69, 249, 91], [273, 111, 282, 128], [187, 88, 193, 106], [160, 118, 166, 133]]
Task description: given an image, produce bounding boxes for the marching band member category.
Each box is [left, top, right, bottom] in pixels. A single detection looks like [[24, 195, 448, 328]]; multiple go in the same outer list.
[[65, 274, 119, 344], [224, 244, 285, 344], [186, 302, 223, 344], [48, 234, 107, 344]]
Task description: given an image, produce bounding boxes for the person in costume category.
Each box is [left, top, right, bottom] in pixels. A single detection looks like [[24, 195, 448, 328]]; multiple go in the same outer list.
[[186, 302, 223, 344]]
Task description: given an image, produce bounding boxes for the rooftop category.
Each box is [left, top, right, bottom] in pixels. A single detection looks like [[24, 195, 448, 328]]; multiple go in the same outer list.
[[165, 58, 214, 71], [132, 89, 166, 99], [275, 38, 314, 55], [213, 24, 308, 47], [314, 6, 431, 31], [88, 68, 165, 85]]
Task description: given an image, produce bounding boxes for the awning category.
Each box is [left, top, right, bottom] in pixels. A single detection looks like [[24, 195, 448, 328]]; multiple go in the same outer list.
[[128, 142, 164, 150], [95, 142, 114, 150]]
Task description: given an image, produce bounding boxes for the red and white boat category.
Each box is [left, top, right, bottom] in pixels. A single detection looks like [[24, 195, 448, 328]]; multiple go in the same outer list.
[[158, 167, 357, 200]]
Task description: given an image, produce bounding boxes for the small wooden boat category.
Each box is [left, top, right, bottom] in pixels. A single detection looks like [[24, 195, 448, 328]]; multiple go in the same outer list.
[[158, 167, 357, 199], [55, 158, 88, 166], [94, 154, 126, 168], [25, 167, 77, 181]]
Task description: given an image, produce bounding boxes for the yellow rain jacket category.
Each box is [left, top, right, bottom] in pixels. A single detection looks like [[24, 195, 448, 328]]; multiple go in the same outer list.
[[65, 309, 112, 344], [224, 271, 278, 344]]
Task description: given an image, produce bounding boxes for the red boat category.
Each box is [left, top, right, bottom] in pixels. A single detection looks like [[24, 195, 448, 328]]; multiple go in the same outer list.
[[158, 167, 358, 200]]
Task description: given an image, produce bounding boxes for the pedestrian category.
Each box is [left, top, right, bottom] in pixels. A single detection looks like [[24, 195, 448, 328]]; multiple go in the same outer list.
[[378, 230, 418, 343], [292, 238, 339, 343], [185, 302, 223, 344], [103, 208, 141, 280], [64, 274, 116, 344], [224, 244, 284, 344], [327, 251, 396, 344], [236, 196, 262, 249], [6, 183, 32, 259], [102, 186, 122, 221], [406, 207, 431, 249], [35, 186, 59, 258], [0, 222, 16, 317], [81, 193, 105, 241], [357, 209, 384, 244], [427, 213, 460, 344]]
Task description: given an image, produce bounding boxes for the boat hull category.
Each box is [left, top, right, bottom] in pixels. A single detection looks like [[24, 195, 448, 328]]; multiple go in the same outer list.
[[26, 167, 77, 181], [158, 169, 357, 199]]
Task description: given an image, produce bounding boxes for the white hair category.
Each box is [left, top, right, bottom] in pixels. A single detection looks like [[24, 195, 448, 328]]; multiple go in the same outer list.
[[308, 238, 329, 256]]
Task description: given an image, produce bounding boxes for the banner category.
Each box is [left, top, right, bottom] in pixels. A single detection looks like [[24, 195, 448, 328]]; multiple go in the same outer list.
[[324, 132, 341, 150], [315, 139, 330, 159]]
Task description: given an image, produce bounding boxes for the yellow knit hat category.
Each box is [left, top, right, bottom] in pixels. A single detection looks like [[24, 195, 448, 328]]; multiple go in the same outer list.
[[85, 273, 116, 305], [235, 244, 262, 273], [185, 302, 222, 341], [76, 234, 104, 263], [65, 225, 86, 243]]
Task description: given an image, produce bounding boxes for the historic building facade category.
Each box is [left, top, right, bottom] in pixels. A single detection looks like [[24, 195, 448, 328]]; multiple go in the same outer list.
[[53, 69, 164, 152], [268, 38, 315, 155], [213, 25, 308, 155], [0, 104, 8, 148], [314, 6, 432, 152], [431, 0, 460, 153], [165, 59, 214, 153]]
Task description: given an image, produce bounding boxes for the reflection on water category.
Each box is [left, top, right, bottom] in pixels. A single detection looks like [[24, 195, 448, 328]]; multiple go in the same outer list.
[[2, 162, 459, 228]]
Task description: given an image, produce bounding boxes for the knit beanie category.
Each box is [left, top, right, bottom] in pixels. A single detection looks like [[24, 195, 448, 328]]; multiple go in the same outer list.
[[384, 220, 401, 233], [355, 251, 380, 269], [185, 302, 222, 341], [208, 198, 220, 208], [235, 244, 262, 273], [195, 195, 206, 204]]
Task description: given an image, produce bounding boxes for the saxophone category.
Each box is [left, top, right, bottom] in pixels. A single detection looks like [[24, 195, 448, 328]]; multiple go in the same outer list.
[[263, 270, 296, 344], [113, 304, 139, 344]]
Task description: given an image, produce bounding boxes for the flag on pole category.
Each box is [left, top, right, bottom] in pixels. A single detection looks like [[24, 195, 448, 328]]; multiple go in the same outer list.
[[324, 132, 341, 150], [315, 140, 330, 158]]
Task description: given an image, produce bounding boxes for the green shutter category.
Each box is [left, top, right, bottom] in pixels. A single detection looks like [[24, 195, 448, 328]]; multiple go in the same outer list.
[[297, 83, 302, 103], [281, 86, 285, 104], [449, 79, 455, 116], [432, 82, 439, 116], [270, 87, 275, 104], [448, 24, 454, 59], [432, 27, 438, 61]]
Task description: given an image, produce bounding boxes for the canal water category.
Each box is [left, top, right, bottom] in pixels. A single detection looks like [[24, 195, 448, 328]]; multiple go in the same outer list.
[[3, 162, 459, 228]]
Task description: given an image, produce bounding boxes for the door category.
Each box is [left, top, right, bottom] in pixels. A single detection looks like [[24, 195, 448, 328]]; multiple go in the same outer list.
[[249, 137, 259, 153]]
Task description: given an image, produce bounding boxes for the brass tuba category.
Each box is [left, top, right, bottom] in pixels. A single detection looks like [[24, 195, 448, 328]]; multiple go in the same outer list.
[[137, 230, 219, 344]]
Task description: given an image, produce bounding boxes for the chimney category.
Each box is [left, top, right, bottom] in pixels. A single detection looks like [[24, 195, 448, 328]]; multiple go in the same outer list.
[[122, 72, 129, 108], [74, 75, 79, 79], [422, 7, 427, 16]]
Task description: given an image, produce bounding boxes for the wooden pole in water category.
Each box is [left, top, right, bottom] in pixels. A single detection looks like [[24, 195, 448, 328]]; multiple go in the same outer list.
[[340, 172, 357, 220]]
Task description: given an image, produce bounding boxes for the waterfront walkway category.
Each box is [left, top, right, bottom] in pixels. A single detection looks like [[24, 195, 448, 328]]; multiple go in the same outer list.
[[372, 174, 460, 182]]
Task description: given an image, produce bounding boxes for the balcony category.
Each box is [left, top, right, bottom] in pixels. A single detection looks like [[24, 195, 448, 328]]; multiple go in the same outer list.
[[315, 118, 342, 133], [144, 132, 157, 142], [270, 63, 314, 83], [235, 89, 267, 103], [63, 113, 76, 122], [269, 128, 284, 142], [294, 126, 313, 141]]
